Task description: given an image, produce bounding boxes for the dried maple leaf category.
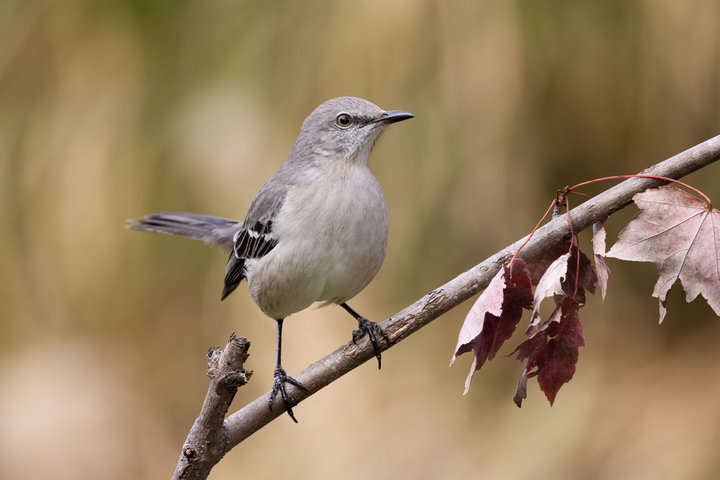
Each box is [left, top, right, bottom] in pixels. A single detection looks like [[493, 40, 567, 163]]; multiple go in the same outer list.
[[513, 297, 585, 407], [606, 186, 720, 323], [528, 253, 570, 330], [522, 241, 572, 284], [514, 245, 595, 406], [565, 247, 598, 301], [592, 220, 611, 300], [452, 260, 533, 394], [528, 248, 597, 331]]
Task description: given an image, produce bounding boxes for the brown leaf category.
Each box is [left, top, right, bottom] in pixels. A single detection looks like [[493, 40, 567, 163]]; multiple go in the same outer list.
[[528, 253, 570, 331], [513, 297, 585, 407], [592, 220, 611, 300], [606, 186, 720, 322], [522, 241, 571, 284], [452, 260, 533, 394], [527, 244, 598, 331]]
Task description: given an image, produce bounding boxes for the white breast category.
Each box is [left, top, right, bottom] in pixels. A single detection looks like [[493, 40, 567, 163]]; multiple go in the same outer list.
[[245, 163, 388, 319]]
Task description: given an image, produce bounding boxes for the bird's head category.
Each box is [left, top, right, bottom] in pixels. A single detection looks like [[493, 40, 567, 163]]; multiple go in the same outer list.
[[291, 96, 414, 165]]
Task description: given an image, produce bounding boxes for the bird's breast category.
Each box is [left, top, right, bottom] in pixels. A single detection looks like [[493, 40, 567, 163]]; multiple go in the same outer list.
[[246, 164, 389, 319]]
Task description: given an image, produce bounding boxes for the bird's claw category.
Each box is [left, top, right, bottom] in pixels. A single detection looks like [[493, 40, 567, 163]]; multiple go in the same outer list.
[[352, 317, 389, 369], [269, 367, 307, 423]]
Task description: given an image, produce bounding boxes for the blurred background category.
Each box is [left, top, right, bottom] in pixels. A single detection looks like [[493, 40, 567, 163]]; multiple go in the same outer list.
[[2, 1, 720, 479]]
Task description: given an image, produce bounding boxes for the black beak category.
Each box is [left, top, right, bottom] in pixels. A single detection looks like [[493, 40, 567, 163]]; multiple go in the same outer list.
[[376, 110, 414, 124]]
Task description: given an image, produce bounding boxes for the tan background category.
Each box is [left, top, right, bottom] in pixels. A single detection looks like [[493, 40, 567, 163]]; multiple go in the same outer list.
[[2, 1, 720, 479]]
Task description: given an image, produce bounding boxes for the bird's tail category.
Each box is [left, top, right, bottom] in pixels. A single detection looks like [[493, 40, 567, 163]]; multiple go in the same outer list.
[[127, 212, 241, 250]]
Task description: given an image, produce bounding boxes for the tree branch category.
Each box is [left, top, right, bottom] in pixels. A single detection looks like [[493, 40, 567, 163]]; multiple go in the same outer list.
[[172, 333, 252, 480], [177, 134, 720, 479]]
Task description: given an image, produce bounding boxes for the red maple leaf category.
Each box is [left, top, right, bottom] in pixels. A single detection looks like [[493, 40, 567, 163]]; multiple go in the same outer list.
[[513, 297, 585, 407], [513, 244, 596, 406], [606, 186, 720, 322], [452, 260, 533, 394], [528, 253, 570, 331], [528, 248, 597, 331], [522, 241, 573, 284]]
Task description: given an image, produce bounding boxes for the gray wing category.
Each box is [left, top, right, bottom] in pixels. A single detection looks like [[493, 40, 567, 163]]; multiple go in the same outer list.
[[222, 181, 288, 300]]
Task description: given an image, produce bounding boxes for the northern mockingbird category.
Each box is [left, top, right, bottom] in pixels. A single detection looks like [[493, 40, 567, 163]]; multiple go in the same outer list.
[[129, 96, 413, 421]]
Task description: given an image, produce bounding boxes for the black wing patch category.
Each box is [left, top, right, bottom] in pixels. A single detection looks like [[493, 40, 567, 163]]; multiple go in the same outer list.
[[221, 220, 278, 300], [233, 220, 278, 259]]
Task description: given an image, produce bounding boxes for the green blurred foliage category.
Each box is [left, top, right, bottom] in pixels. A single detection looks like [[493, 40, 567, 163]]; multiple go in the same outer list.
[[1, 1, 719, 479]]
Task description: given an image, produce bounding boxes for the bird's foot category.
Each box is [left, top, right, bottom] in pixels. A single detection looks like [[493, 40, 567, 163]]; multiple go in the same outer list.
[[352, 317, 390, 369], [269, 367, 307, 423]]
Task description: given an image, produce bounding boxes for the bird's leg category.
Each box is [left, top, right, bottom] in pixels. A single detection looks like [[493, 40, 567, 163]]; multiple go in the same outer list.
[[269, 318, 307, 423], [340, 303, 389, 369]]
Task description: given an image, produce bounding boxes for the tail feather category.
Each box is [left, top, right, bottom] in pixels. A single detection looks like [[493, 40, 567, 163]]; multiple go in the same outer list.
[[127, 212, 241, 250]]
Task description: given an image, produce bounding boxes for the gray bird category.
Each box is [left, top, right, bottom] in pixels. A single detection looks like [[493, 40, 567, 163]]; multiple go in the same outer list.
[[129, 96, 414, 421]]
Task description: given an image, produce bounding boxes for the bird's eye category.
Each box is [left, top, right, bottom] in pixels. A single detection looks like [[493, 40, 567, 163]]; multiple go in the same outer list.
[[335, 113, 353, 128]]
